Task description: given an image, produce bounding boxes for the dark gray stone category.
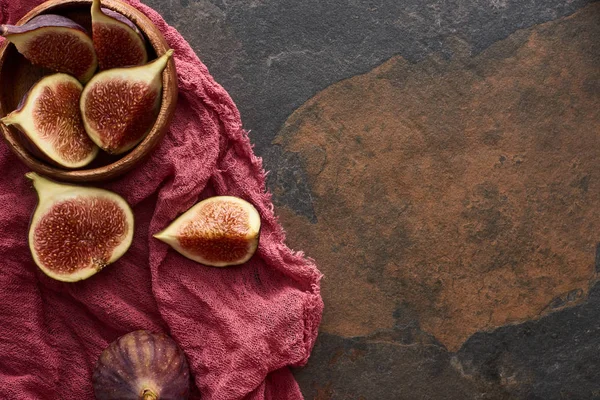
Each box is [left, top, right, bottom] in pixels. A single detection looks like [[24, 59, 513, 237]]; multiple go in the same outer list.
[[293, 283, 600, 399], [456, 282, 600, 400], [595, 243, 600, 273], [293, 332, 514, 399]]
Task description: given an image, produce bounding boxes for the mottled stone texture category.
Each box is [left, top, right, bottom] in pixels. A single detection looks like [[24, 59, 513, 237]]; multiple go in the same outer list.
[[142, 0, 600, 398], [294, 333, 517, 400], [295, 283, 600, 399], [145, 0, 597, 219], [279, 4, 599, 399], [456, 282, 600, 399], [276, 4, 600, 350]]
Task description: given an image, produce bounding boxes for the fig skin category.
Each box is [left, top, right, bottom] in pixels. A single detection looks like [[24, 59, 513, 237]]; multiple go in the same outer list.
[[92, 0, 148, 69], [79, 49, 174, 155], [93, 330, 190, 400], [0, 73, 99, 169], [154, 196, 261, 267], [0, 15, 98, 83], [26, 172, 134, 282]]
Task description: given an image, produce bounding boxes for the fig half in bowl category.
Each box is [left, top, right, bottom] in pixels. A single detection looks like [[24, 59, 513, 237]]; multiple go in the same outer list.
[[0, 0, 177, 183]]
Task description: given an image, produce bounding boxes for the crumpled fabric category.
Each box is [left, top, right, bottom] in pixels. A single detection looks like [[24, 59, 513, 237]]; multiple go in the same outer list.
[[0, 1, 323, 398]]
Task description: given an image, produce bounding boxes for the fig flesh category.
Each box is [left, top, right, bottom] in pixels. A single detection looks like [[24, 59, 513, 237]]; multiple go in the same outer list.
[[27, 172, 134, 282], [0, 15, 98, 83], [80, 49, 173, 154], [93, 330, 190, 400], [91, 0, 148, 70], [1, 74, 99, 169], [154, 196, 261, 267]]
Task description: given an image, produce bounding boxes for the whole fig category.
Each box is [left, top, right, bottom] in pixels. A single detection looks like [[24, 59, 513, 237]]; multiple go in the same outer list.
[[93, 330, 190, 400]]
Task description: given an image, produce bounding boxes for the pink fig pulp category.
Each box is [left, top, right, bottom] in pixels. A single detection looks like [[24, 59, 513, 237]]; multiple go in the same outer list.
[[27, 173, 134, 282], [1, 73, 99, 169], [80, 49, 174, 154], [154, 196, 261, 267], [92, 0, 148, 69]]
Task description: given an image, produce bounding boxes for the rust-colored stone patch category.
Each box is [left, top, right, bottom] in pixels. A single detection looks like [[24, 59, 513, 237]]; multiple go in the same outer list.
[[275, 5, 600, 351], [314, 382, 334, 400]]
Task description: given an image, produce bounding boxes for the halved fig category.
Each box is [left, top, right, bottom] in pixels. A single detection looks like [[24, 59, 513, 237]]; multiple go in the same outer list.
[[91, 0, 148, 70], [80, 49, 173, 154], [154, 196, 261, 267], [27, 172, 134, 282], [1, 74, 99, 169], [0, 15, 98, 83], [93, 330, 190, 400]]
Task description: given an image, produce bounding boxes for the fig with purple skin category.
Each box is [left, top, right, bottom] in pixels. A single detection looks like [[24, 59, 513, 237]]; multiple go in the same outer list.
[[80, 49, 173, 154], [1, 74, 99, 169], [27, 172, 134, 282], [0, 15, 98, 83], [92, 0, 148, 70], [154, 196, 261, 267], [93, 330, 190, 400]]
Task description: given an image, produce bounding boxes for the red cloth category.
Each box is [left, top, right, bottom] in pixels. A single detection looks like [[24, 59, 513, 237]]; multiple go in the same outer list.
[[0, 1, 323, 399]]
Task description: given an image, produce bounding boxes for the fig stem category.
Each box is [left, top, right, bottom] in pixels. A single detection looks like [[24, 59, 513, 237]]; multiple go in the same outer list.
[[91, 0, 102, 15], [25, 172, 72, 203], [146, 49, 174, 76], [141, 389, 158, 400], [0, 113, 17, 126]]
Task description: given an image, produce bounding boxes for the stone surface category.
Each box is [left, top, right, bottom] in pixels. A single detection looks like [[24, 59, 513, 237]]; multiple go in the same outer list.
[[455, 282, 600, 399], [294, 333, 514, 400], [295, 281, 600, 399], [142, 0, 600, 398], [274, 4, 600, 351], [145, 0, 598, 220]]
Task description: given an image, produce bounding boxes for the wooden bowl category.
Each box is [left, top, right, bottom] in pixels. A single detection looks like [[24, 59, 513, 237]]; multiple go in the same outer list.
[[0, 0, 177, 182]]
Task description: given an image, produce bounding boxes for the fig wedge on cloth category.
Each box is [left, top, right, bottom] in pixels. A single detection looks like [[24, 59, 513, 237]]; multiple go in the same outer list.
[[154, 196, 261, 267], [27, 172, 134, 282], [93, 330, 190, 400], [1, 73, 99, 169], [91, 0, 148, 69], [1, 14, 98, 83]]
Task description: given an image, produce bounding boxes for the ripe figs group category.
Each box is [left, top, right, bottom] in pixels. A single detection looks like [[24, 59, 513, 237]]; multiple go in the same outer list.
[[80, 50, 173, 154], [27, 172, 134, 282], [93, 330, 190, 400], [1, 73, 99, 169], [154, 196, 261, 267], [1, 15, 98, 83], [91, 0, 148, 70], [1, 0, 175, 164]]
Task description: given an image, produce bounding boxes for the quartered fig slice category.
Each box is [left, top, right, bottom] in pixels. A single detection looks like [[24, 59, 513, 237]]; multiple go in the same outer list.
[[1, 74, 99, 169], [27, 173, 134, 282], [93, 330, 190, 400], [0, 15, 98, 83], [92, 330, 190, 400], [91, 0, 148, 70], [80, 49, 173, 155], [154, 196, 261, 267]]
